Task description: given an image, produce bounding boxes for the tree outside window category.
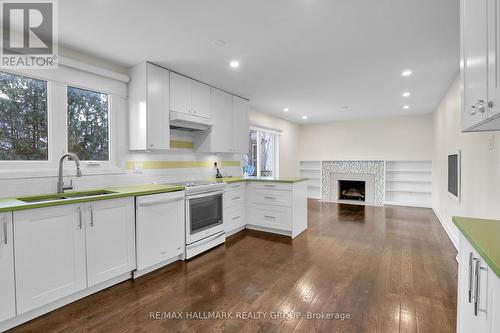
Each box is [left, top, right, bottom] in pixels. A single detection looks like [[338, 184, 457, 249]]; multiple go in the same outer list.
[[67, 86, 109, 161], [0, 72, 48, 160], [242, 129, 278, 177]]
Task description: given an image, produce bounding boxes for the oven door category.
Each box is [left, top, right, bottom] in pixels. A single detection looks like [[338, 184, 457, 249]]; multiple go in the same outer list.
[[185, 191, 224, 244]]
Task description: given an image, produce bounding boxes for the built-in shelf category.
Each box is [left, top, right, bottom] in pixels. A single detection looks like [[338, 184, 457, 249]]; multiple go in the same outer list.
[[384, 160, 432, 208], [300, 161, 322, 199]]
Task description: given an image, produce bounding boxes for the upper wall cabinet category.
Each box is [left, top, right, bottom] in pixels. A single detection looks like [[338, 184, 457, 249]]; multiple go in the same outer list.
[[461, 0, 500, 131], [129, 63, 170, 150], [195, 88, 249, 153], [170, 72, 211, 119]]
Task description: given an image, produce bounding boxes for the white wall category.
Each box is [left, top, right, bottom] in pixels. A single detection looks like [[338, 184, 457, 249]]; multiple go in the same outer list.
[[432, 78, 500, 248], [298, 113, 434, 161], [249, 110, 301, 177]]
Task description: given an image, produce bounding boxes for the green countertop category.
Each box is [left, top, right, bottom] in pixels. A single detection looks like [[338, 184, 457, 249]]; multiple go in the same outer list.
[[453, 216, 500, 279], [216, 176, 309, 184], [0, 184, 184, 213]]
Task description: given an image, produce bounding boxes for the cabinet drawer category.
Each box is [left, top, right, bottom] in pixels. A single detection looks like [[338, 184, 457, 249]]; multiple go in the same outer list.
[[248, 204, 292, 231], [224, 205, 246, 233], [249, 189, 292, 207], [224, 189, 245, 208], [225, 182, 245, 191], [248, 182, 291, 191]]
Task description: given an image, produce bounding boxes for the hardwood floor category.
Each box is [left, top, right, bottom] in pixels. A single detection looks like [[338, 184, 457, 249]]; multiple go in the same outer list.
[[9, 201, 458, 333]]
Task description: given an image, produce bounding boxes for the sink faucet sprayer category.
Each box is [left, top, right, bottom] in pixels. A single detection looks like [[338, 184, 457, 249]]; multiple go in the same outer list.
[[57, 153, 82, 193]]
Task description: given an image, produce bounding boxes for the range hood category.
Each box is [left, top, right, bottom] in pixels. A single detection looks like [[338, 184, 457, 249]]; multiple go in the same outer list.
[[170, 111, 213, 131]]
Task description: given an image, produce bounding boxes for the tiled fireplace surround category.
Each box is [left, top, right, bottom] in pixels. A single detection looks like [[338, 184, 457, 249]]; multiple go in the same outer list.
[[321, 161, 385, 205]]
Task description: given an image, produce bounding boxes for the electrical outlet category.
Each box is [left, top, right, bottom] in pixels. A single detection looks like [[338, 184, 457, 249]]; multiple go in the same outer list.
[[488, 135, 495, 150], [134, 162, 143, 173]]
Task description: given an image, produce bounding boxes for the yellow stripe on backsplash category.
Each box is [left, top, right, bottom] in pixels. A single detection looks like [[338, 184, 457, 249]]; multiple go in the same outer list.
[[125, 160, 241, 170], [170, 140, 194, 149]]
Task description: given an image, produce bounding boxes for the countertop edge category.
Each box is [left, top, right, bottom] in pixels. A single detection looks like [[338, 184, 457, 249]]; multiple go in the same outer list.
[[452, 216, 500, 279]]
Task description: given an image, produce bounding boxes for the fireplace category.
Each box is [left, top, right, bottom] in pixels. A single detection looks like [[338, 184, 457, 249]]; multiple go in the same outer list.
[[338, 180, 366, 201]]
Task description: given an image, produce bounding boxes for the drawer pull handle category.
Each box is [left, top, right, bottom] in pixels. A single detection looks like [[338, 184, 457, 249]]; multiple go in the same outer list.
[[264, 196, 276, 200], [264, 215, 276, 219], [232, 216, 241, 220], [77, 207, 83, 229], [264, 184, 276, 187], [2, 216, 7, 245], [90, 206, 94, 227], [232, 196, 241, 200], [232, 185, 240, 188], [468, 252, 474, 303]]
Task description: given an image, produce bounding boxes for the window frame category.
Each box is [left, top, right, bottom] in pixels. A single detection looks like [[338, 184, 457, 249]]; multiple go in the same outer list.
[[249, 126, 280, 178], [0, 69, 123, 179]]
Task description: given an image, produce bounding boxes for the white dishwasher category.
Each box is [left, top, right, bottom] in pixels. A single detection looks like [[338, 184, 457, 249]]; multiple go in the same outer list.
[[134, 190, 185, 278]]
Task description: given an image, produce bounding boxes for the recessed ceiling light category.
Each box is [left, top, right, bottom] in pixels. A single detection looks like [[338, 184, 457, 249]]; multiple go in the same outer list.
[[283, 108, 289, 112], [401, 70, 413, 77], [402, 92, 410, 97], [403, 105, 410, 110], [229, 60, 240, 69], [302, 115, 308, 120]]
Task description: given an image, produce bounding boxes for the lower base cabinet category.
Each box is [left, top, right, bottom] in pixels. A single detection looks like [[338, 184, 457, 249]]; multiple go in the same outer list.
[[13, 198, 136, 315], [85, 198, 135, 287], [0, 213, 15, 322], [14, 204, 87, 314], [457, 233, 500, 333]]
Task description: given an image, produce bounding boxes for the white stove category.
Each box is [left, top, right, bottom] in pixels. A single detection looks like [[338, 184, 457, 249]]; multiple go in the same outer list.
[[155, 179, 227, 259]]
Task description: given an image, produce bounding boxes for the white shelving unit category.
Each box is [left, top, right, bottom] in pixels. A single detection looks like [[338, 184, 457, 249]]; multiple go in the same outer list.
[[384, 161, 432, 208], [299, 161, 322, 199]]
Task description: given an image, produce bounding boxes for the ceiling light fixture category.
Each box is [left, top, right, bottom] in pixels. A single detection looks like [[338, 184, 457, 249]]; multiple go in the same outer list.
[[401, 70, 413, 77], [403, 105, 410, 110], [229, 60, 240, 69], [283, 108, 289, 112], [302, 115, 308, 120], [402, 92, 410, 97]]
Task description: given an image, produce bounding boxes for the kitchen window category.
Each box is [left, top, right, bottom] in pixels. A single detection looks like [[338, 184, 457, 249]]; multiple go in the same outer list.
[[243, 127, 279, 177], [0, 72, 48, 160], [67, 86, 110, 161]]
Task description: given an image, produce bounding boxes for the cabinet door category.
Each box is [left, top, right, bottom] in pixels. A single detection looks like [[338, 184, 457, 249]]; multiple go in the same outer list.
[[147, 63, 170, 150], [136, 192, 185, 271], [457, 235, 489, 333], [489, 267, 500, 333], [170, 72, 191, 115], [191, 79, 211, 118], [224, 205, 246, 234], [209, 88, 233, 152], [462, 0, 489, 130], [14, 205, 86, 314], [232, 96, 250, 153], [85, 198, 135, 287], [0, 213, 15, 322], [487, 0, 500, 119]]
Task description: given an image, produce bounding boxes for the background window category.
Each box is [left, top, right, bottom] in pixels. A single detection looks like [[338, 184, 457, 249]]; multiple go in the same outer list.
[[243, 129, 278, 177], [67, 86, 109, 161], [0, 72, 48, 160]]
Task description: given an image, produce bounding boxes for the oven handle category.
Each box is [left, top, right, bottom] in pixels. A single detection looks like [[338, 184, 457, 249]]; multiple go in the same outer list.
[[186, 231, 225, 249], [138, 197, 184, 207], [187, 191, 224, 200]]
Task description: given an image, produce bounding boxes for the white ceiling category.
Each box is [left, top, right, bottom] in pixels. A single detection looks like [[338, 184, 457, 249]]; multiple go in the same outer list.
[[60, 0, 459, 123]]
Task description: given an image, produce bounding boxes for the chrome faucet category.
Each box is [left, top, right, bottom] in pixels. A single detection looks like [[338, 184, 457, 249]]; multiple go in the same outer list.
[[57, 153, 82, 193]]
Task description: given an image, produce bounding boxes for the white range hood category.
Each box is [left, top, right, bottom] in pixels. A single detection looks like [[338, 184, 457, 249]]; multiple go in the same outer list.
[[170, 111, 213, 131]]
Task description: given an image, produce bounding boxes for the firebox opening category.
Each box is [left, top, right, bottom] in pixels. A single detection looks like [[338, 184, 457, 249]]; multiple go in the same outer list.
[[338, 180, 366, 201]]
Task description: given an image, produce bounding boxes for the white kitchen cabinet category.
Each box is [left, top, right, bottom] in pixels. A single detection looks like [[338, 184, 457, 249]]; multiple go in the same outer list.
[[457, 234, 489, 333], [232, 96, 250, 153], [0, 213, 15, 322], [488, 265, 500, 332], [461, 0, 500, 131], [194, 89, 249, 153], [170, 72, 211, 119], [223, 182, 247, 236], [246, 181, 307, 238], [14, 204, 87, 314], [129, 62, 170, 150], [85, 198, 135, 287], [135, 191, 185, 274]]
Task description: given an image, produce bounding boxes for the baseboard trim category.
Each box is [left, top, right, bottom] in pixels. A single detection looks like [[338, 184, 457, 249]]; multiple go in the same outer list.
[[432, 207, 459, 251]]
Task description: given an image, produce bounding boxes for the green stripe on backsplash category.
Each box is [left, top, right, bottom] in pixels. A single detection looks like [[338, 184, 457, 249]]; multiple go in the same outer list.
[[170, 140, 194, 149], [125, 160, 241, 170]]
